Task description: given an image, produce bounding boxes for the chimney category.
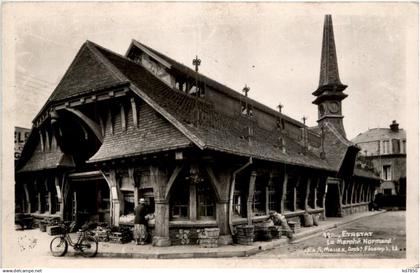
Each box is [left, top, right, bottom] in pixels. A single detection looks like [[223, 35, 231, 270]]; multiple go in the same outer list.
[[390, 120, 399, 132]]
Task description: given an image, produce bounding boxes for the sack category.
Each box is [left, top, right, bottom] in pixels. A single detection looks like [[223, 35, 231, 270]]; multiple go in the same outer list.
[[312, 214, 319, 226], [303, 213, 314, 227]]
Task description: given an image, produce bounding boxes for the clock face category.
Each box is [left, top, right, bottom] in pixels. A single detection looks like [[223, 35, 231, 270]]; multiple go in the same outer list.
[[328, 101, 340, 114]]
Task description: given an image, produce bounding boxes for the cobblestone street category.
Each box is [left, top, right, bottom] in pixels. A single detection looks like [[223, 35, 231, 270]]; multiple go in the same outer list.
[[253, 210, 406, 258]]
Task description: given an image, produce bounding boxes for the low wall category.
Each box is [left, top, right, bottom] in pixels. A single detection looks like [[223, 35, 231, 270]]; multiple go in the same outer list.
[[341, 202, 369, 216]]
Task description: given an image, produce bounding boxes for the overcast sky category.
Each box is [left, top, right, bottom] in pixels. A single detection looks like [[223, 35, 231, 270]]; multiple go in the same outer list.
[[6, 2, 417, 140]]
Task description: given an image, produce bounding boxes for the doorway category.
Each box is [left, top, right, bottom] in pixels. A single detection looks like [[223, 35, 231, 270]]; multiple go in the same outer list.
[[325, 183, 341, 217], [68, 174, 110, 224]]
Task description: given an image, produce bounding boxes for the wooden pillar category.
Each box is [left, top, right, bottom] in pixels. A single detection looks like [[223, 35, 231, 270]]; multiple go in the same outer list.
[[44, 177, 52, 214], [120, 103, 126, 131], [247, 171, 257, 225], [313, 177, 320, 208], [293, 175, 301, 211], [351, 180, 356, 204], [321, 177, 327, 219], [23, 184, 31, 213], [128, 168, 138, 204], [35, 179, 42, 213], [280, 168, 288, 214], [189, 183, 197, 221], [39, 130, 45, 152], [107, 169, 120, 226], [107, 109, 114, 135], [358, 182, 363, 203], [131, 98, 138, 128], [151, 165, 170, 247], [54, 176, 63, 218], [304, 176, 311, 211], [205, 166, 232, 245], [265, 176, 270, 215]]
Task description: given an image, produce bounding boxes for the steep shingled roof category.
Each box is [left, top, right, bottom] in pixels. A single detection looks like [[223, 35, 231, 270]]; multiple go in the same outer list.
[[85, 42, 334, 171], [128, 40, 306, 128]]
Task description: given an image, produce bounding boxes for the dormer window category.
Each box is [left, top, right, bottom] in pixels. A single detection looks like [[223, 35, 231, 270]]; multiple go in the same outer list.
[[241, 102, 254, 117]]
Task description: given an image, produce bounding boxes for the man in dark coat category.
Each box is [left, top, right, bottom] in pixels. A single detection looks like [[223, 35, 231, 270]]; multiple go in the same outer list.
[[134, 198, 148, 245]]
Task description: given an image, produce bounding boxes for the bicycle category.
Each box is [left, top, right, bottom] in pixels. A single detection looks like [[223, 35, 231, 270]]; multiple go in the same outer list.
[[50, 221, 98, 257]]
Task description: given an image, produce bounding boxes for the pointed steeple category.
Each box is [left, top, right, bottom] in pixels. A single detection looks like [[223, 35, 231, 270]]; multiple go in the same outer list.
[[312, 15, 348, 137], [313, 15, 347, 98]]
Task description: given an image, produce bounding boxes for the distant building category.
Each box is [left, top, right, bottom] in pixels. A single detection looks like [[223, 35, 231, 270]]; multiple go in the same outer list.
[[352, 121, 406, 196], [15, 127, 30, 163]]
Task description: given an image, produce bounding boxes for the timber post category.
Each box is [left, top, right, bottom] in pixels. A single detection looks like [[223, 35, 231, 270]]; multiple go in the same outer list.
[[246, 171, 257, 225], [150, 165, 171, 247], [280, 167, 288, 213]]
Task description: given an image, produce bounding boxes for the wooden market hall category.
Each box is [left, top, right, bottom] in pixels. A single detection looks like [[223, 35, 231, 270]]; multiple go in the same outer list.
[[16, 15, 380, 246]]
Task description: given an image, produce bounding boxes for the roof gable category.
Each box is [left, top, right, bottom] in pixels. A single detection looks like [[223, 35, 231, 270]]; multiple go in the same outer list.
[[48, 42, 125, 103]]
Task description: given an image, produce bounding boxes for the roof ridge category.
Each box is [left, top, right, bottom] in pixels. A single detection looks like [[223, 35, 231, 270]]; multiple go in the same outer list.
[[129, 39, 307, 128]]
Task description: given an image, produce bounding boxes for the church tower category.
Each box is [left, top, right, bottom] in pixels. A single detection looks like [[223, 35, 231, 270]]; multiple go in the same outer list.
[[313, 15, 348, 137]]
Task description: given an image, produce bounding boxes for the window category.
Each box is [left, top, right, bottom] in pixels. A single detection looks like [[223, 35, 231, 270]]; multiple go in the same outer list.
[[170, 182, 189, 219], [392, 139, 400, 154], [382, 165, 392, 181], [233, 190, 242, 217], [402, 140, 406, 154], [252, 177, 266, 216], [241, 102, 254, 117], [123, 192, 134, 215], [384, 189, 392, 195], [197, 182, 215, 219], [383, 140, 390, 154]]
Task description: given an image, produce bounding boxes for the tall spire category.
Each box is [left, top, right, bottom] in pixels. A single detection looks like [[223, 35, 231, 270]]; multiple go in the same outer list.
[[313, 15, 347, 97]]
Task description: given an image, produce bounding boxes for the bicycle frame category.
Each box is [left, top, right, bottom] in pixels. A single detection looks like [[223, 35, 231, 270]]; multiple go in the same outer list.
[[60, 225, 87, 249]]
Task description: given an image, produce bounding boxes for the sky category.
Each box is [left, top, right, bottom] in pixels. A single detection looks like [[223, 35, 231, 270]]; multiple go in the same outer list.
[[6, 2, 417, 140]]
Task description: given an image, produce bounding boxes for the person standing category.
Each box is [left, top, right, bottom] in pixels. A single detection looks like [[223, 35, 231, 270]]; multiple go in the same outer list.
[[134, 198, 148, 245]]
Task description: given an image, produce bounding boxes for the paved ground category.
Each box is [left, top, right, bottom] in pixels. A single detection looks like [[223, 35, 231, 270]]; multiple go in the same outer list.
[[6, 210, 402, 266], [253, 210, 406, 259]]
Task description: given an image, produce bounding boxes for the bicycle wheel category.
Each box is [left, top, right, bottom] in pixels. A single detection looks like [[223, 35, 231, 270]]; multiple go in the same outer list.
[[79, 236, 98, 258], [50, 236, 68, 257]]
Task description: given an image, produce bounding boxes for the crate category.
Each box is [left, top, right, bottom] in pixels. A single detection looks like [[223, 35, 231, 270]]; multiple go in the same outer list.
[[47, 225, 62, 236], [287, 221, 301, 233], [109, 232, 131, 244], [199, 238, 218, 248]]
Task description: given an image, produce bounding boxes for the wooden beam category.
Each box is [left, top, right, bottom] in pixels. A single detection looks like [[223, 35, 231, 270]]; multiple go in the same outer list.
[[107, 108, 114, 135], [189, 183, 197, 221], [293, 175, 302, 211], [280, 168, 288, 213], [23, 184, 31, 213], [313, 176, 320, 208], [39, 130, 45, 152], [164, 164, 184, 200], [63, 108, 104, 142], [131, 97, 138, 128], [247, 171, 257, 225], [99, 115, 105, 136], [204, 166, 223, 202], [120, 103, 126, 131], [304, 176, 311, 211]]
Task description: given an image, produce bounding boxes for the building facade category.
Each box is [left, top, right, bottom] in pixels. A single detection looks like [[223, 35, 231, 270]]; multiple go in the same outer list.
[[352, 120, 406, 196], [16, 15, 379, 246]]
